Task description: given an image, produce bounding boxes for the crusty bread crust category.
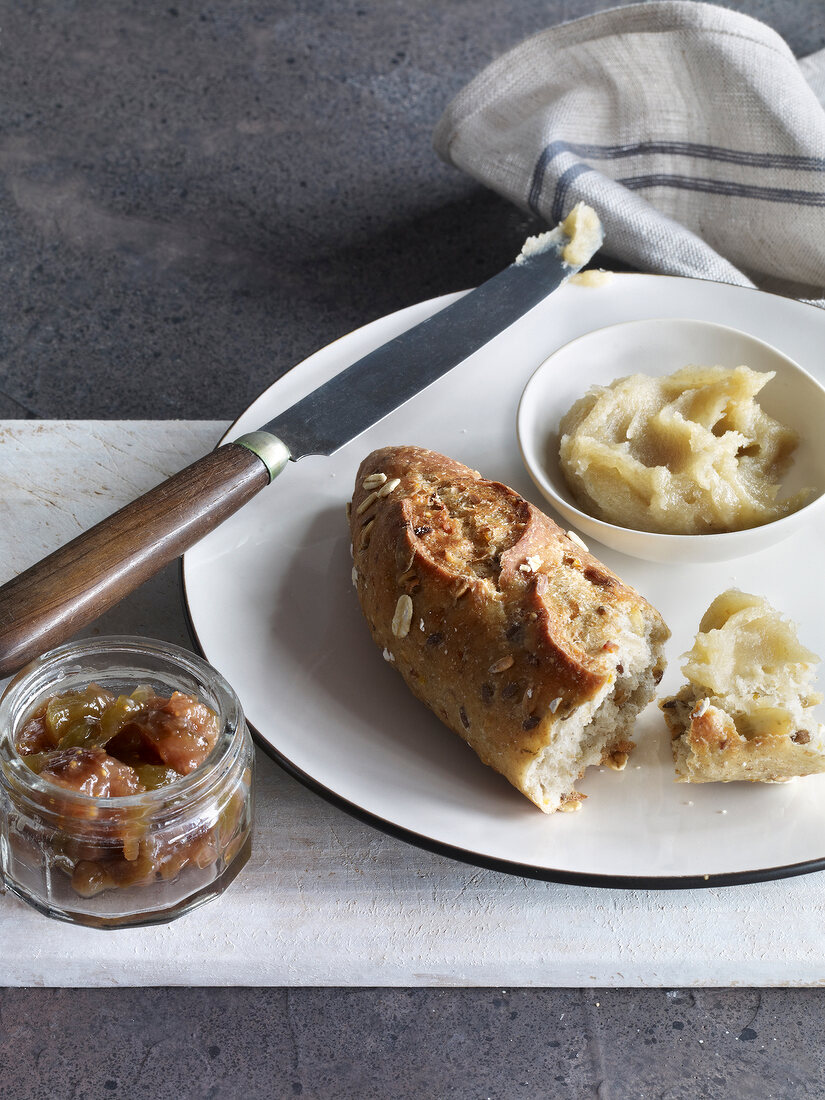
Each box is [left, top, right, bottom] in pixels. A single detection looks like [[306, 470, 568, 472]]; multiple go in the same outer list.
[[349, 446, 669, 813], [662, 691, 825, 783]]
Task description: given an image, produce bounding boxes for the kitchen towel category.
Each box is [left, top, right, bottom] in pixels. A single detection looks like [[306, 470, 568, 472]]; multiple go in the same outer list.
[[434, 2, 825, 303]]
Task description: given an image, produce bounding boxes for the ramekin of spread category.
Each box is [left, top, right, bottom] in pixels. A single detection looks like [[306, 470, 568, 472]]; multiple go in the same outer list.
[[0, 636, 253, 928]]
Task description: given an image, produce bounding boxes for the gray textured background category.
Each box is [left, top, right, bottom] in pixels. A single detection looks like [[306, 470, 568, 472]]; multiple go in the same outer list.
[[2, 1, 825, 1097], [0, 0, 822, 422], [0, 987, 821, 1099]]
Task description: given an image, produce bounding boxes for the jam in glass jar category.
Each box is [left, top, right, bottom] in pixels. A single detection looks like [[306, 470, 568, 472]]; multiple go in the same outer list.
[[0, 636, 253, 928]]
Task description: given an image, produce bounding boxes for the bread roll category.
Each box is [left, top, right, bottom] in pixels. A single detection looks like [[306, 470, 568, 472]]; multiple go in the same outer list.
[[661, 589, 825, 782], [349, 446, 669, 813]]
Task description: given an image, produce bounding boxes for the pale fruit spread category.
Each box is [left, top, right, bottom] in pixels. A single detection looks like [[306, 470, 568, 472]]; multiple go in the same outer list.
[[515, 202, 603, 270], [569, 269, 613, 287], [559, 365, 810, 535], [559, 203, 604, 267]]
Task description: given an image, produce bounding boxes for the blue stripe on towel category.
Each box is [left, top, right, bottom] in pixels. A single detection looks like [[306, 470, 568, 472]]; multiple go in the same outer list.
[[550, 163, 594, 223], [619, 174, 825, 206], [528, 138, 825, 215], [549, 140, 825, 171], [529, 141, 571, 213]]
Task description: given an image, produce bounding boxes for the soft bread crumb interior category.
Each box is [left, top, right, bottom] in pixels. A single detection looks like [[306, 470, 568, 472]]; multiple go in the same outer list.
[[524, 609, 661, 811]]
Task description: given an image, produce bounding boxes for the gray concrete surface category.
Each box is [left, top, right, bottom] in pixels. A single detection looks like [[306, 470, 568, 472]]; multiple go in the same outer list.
[[2, 987, 824, 1099], [2, 1, 825, 1097], [0, 0, 822, 422]]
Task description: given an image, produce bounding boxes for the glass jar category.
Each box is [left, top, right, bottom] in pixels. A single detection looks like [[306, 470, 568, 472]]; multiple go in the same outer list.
[[0, 636, 253, 929]]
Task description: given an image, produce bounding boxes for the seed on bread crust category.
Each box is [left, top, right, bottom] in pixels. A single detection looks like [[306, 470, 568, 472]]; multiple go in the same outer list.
[[604, 750, 629, 771], [359, 518, 375, 551], [362, 472, 387, 490], [584, 566, 614, 587], [392, 594, 413, 639], [489, 655, 514, 674], [558, 797, 583, 813], [357, 490, 380, 516], [377, 477, 401, 498]]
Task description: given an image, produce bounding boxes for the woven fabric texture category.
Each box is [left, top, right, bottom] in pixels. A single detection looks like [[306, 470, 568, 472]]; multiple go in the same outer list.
[[434, 2, 825, 303]]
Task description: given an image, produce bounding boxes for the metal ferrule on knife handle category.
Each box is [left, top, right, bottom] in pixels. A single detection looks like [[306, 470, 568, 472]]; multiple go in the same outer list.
[[0, 205, 602, 676], [232, 432, 291, 482]]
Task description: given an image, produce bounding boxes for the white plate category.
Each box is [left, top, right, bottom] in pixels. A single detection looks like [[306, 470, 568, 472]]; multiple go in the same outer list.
[[183, 274, 825, 888]]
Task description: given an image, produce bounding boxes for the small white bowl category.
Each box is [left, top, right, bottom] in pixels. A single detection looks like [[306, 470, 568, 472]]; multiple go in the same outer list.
[[517, 318, 825, 563]]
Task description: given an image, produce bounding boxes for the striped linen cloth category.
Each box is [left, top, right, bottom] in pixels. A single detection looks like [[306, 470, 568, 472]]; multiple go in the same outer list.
[[433, 1, 825, 304]]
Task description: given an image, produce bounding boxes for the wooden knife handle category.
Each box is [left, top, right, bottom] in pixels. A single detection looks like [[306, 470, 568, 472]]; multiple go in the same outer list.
[[0, 443, 274, 677]]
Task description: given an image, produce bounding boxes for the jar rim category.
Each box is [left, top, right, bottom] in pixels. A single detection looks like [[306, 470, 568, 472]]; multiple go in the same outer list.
[[0, 635, 245, 812]]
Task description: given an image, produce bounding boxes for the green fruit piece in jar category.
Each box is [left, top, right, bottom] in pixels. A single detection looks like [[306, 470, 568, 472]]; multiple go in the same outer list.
[[97, 694, 148, 744], [45, 684, 115, 740], [129, 685, 155, 705], [20, 752, 50, 774], [133, 764, 182, 791], [58, 718, 112, 750]]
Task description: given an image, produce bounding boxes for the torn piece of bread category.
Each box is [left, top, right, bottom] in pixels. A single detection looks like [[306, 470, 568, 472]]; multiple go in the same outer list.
[[660, 589, 825, 783], [349, 446, 669, 814]]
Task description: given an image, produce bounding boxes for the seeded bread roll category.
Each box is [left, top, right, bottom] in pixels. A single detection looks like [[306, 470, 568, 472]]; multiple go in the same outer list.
[[349, 446, 670, 814], [660, 589, 825, 783]]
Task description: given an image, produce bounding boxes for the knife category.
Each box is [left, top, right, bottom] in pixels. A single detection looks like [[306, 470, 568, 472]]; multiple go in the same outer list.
[[0, 209, 603, 676]]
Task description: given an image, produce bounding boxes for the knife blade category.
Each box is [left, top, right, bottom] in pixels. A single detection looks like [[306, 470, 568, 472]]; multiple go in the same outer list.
[[0, 208, 602, 675], [260, 236, 591, 462]]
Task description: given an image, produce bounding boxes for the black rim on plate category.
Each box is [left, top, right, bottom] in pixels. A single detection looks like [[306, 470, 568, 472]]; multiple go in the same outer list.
[[179, 275, 825, 892]]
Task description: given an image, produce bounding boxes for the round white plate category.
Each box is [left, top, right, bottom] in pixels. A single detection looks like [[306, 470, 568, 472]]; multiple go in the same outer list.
[[182, 274, 825, 888]]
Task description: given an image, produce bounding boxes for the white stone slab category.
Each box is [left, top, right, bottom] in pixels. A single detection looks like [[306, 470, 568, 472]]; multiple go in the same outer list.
[[1, 421, 824, 987]]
